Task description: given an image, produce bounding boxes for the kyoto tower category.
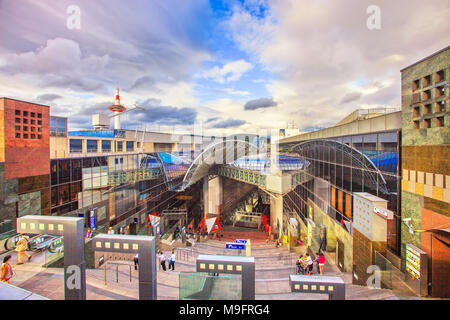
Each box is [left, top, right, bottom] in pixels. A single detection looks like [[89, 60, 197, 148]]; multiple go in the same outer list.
[[109, 88, 126, 129]]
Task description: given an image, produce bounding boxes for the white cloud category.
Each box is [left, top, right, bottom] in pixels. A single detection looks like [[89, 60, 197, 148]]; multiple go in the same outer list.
[[202, 60, 253, 83], [223, 0, 450, 130]]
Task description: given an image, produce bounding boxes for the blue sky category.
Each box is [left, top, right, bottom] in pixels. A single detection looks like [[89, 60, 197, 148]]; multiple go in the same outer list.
[[0, 0, 448, 135]]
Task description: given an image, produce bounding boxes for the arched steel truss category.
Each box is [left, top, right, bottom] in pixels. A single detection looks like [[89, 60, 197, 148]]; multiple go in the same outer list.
[[179, 139, 259, 191], [290, 139, 389, 194]]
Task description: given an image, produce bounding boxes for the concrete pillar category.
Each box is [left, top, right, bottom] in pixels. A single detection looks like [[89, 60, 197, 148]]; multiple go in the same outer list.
[[114, 112, 120, 129], [203, 176, 209, 216], [270, 195, 283, 238], [208, 176, 223, 215]]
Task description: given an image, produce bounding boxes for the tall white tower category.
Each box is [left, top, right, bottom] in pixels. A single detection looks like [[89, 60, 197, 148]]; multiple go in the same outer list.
[[108, 88, 126, 129]]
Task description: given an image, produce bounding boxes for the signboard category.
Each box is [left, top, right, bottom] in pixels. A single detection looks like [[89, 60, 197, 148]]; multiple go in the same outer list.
[[226, 243, 246, 250], [89, 209, 96, 230], [406, 245, 421, 280], [236, 239, 248, 244]]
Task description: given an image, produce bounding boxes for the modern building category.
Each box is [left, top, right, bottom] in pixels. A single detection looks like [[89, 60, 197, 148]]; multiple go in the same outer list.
[[280, 108, 402, 276], [400, 46, 449, 297]]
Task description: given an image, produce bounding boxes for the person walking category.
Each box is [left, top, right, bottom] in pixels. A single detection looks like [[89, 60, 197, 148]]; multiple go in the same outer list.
[[305, 253, 314, 275], [168, 250, 176, 271], [317, 252, 326, 275], [134, 253, 139, 271], [16, 234, 31, 265], [1, 255, 14, 283], [159, 251, 166, 271]]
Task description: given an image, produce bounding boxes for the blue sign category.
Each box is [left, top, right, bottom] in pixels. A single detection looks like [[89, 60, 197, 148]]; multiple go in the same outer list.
[[226, 243, 246, 250], [236, 239, 248, 244], [90, 209, 96, 230]]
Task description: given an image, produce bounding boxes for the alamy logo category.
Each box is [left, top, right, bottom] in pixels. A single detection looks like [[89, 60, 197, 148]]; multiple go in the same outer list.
[[366, 265, 381, 289], [366, 5, 381, 30], [66, 265, 81, 290], [66, 5, 81, 30]]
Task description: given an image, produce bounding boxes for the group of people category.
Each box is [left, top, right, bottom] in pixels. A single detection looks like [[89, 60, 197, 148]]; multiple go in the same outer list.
[[158, 250, 176, 271], [296, 251, 326, 275], [1, 234, 32, 283]]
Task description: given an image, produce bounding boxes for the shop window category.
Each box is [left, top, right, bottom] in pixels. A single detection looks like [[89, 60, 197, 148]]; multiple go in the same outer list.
[[344, 193, 352, 219], [337, 190, 343, 213]]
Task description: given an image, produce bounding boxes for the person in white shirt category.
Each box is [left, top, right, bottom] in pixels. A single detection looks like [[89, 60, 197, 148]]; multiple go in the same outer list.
[[159, 251, 166, 271], [168, 250, 176, 271]]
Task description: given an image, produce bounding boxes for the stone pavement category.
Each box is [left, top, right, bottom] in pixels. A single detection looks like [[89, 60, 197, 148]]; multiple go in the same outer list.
[[6, 239, 419, 300]]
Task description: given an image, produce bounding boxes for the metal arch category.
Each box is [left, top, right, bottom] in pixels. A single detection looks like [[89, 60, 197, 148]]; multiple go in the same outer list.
[[180, 139, 259, 191], [290, 139, 388, 194]]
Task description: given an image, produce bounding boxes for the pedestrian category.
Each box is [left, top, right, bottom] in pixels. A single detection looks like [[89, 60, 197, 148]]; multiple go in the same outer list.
[[305, 253, 313, 275], [16, 234, 31, 265], [168, 250, 176, 271], [1, 255, 14, 283], [159, 251, 166, 271], [134, 253, 139, 270], [317, 252, 326, 275]]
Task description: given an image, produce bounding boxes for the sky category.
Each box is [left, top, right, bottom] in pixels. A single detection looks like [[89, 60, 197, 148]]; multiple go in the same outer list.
[[0, 0, 449, 136]]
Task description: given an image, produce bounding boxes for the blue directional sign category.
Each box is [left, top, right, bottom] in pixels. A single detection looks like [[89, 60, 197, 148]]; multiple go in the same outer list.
[[226, 243, 246, 250], [236, 239, 248, 244]]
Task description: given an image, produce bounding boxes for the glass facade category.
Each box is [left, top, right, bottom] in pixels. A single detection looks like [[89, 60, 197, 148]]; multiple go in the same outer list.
[[282, 130, 401, 254], [50, 116, 68, 137]]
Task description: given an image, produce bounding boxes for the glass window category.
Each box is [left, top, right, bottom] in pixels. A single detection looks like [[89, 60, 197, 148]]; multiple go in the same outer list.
[[117, 141, 123, 152], [30, 112, 35, 117], [69, 139, 83, 153], [126, 141, 134, 152], [37, 113, 42, 118], [15, 133, 20, 139], [15, 118, 20, 123], [101, 140, 111, 152], [23, 111, 28, 117], [87, 140, 98, 153], [15, 110, 20, 116]]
